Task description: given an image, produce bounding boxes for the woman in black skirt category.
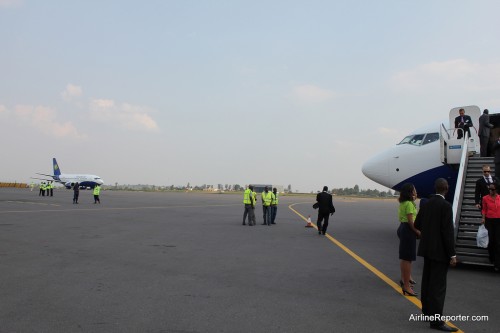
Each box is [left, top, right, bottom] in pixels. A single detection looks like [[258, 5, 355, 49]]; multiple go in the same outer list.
[[397, 183, 421, 296]]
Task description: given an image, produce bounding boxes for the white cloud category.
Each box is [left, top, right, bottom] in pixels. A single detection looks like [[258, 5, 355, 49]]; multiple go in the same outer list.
[[0, 0, 22, 8], [13, 105, 85, 138], [390, 59, 500, 93], [293, 84, 335, 103], [61, 84, 83, 101], [89, 99, 159, 131]]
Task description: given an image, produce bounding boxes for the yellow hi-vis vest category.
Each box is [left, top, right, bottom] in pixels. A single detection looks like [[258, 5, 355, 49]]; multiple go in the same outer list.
[[243, 189, 252, 204], [262, 191, 273, 206], [252, 192, 257, 206], [271, 192, 278, 205], [93, 185, 101, 195]]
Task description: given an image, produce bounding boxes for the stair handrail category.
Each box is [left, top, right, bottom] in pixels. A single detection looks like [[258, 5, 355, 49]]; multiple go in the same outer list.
[[441, 123, 450, 140], [452, 132, 469, 236], [440, 123, 449, 164]]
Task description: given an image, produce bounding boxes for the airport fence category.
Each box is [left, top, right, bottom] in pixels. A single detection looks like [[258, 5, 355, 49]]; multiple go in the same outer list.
[[0, 182, 28, 188]]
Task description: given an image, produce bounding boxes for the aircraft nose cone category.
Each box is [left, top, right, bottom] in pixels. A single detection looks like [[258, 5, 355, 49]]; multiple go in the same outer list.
[[362, 154, 389, 186]]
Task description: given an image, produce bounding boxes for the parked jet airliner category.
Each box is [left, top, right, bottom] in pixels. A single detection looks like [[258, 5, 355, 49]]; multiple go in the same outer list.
[[362, 105, 487, 201], [35, 158, 104, 189]]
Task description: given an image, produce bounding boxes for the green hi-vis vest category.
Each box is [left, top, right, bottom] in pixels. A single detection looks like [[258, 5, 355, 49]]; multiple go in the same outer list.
[[262, 191, 273, 206], [93, 186, 101, 195], [243, 189, 252, 204], [271, 192, 279, 205]]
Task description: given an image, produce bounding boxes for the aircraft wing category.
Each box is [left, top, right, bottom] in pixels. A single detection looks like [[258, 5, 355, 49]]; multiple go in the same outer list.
[[30, 176, 53, 181], [36, 173, 55, 177]]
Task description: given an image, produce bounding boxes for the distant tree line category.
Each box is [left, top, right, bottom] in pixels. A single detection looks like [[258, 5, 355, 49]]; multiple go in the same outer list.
[[330, 185, 395, 197], [110, 183, 244, 192], [108, 183, 393, 197]]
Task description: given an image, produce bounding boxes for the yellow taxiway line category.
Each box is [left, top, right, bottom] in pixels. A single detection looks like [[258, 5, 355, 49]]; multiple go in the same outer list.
[[289, 202, 462, 333]]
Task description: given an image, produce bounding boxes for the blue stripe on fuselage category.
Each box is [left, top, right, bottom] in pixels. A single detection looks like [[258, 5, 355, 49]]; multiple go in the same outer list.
[[392, 164, 458, 202]]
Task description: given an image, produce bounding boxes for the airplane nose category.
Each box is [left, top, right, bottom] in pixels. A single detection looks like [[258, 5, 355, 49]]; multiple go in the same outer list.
[[362, 154, 389, 186]]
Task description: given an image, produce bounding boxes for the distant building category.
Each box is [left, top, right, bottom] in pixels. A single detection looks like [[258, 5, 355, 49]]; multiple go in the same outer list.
[[250, 184, 284, 193]]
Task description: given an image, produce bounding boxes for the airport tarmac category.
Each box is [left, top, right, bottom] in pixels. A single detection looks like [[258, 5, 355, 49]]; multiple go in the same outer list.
[[0, 188, 498, 333]]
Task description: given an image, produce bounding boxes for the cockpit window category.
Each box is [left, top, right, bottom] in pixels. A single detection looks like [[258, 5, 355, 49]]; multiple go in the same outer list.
[[408, 134, 425, 145], [398, 135, 414, 145], [398, 133, 438, 146], [422, 132, 439, 145]]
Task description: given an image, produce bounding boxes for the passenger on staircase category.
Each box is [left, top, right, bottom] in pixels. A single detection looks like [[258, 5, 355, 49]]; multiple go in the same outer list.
[[481, 182, 500, 272], [478, 109, 494, 157], [454, 108, 473, 140], [493, 137, 500, 179], [475, 165, 497, 209]]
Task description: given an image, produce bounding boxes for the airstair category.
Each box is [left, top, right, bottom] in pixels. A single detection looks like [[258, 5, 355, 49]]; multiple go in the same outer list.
[[454, 156, 492, 266], [440, 105, 492, 266]]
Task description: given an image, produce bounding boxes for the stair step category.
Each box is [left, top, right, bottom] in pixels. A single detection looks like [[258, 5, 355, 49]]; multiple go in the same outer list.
[[458, 216, 481, 222], [458, 256, 493, 266], [455, 241, 489, 251], [458, 226, 480, 232], [456, 247, 489, 255]]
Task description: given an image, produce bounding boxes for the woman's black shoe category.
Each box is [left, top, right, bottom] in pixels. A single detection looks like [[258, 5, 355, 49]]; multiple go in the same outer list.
[[402, 288, 418, 297], [400, 279, 416, 287]]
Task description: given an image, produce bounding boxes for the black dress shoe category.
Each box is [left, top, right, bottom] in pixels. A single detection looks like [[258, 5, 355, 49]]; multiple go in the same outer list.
[[430, 323, 458, 332], [318, 230, 321, 235]]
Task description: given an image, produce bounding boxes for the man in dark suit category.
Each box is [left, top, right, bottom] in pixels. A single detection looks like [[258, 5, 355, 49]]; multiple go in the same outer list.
[[493, 137, 500, 180], [475, 165, 497, 209], [415, 178, 457, 332], [454, 108, 473, 140], [478, 109, 494, 157], [315, 186, 335, 235]]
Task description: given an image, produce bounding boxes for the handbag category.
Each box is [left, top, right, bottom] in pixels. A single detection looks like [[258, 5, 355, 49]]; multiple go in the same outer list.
[[476, 225, 489, 248], [312, 202, 319, 209]]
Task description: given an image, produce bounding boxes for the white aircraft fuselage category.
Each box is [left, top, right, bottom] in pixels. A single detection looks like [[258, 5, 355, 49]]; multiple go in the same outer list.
[[362, 120, 459, 200], [36, 158, 104, 189]]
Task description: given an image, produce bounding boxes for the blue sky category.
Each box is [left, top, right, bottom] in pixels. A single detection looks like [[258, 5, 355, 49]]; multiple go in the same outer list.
[[2, 0, 500, 192]]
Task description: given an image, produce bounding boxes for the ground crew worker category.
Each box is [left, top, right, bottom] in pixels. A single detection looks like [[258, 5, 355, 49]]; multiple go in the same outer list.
[[271, 187, 279, 224], [73, 182, 79, 204], [251, 188, 257, 226], [242, 185, 255, 226], [30, 181, 35, 192], [49, 181, 54, 197], [40, 182, 46, 196], [93, 184, 101, 204], [261, 186, 273, 226], [39, 182, 44, 196]]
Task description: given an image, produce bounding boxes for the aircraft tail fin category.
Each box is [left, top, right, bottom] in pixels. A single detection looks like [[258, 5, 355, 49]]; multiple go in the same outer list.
[[53, 158, 61, 176]]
